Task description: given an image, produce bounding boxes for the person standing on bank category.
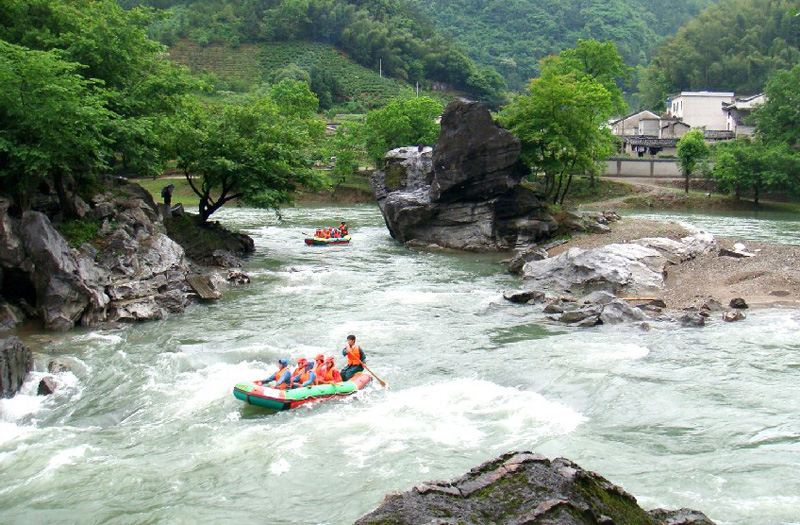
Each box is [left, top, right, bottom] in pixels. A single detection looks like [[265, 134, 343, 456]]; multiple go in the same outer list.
[[341, 334, 365, 381], [161, 184, 175, 207]]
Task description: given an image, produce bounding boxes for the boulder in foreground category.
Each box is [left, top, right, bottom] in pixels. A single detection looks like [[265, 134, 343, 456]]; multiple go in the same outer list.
[[356, 451, 715, 525]]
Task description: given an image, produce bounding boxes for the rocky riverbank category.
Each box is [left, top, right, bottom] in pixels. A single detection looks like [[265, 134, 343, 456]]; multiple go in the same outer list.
[[546, 217, 800, 312]]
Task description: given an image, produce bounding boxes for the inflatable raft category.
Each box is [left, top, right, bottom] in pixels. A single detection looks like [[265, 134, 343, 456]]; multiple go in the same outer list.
[[233, 372, 372, 411], [304, 234, 351, 246]]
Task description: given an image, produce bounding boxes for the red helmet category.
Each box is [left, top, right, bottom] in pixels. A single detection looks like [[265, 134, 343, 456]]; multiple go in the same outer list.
[[315, 353, 325, 362], [325, 356, 335, 364], [296, 357, 307, 366]]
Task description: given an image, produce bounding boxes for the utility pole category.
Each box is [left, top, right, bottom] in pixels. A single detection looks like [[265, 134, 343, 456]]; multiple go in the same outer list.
[[379, 58, 382, 78], [416, 81, 419, 97]]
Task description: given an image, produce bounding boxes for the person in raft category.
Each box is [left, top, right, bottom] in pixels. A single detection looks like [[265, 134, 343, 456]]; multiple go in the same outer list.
[[312, 353, 326, 382], [262, 358, 292, 390], [321, 355, 342, 383], [339, 221, 348, 236], [341, 335, 366, 381], [290, 358, 317, 388]]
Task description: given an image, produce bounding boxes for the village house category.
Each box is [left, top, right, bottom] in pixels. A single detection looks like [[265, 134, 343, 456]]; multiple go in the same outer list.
[[666, 91, 735, 130], [610, 110, 659, 136], [722, 93, 766, 137]]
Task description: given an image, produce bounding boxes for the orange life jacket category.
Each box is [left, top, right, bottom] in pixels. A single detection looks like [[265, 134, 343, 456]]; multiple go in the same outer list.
[[313, 363, 325, 384], [293, 367, 311, 387], [322, 366, 342, 383], [272, 365, 289, 390], [345, 344, 362, 366]]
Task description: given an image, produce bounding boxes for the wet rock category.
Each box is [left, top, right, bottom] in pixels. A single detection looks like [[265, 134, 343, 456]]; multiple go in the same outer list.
[[679, 312, 706, 327], [503, 290, 546, 304], [37, 376, 58, 396], [48, 359, 71, 374], [723, 310, 746, 322], [509, 245, 548, 274], [1, 336, 33, 398], [227, 269, 250, 285], [599, 299, 649, 324], [559, 305, 603, 324], [729, 297, 749, 309], [356, 451, 715, 525]]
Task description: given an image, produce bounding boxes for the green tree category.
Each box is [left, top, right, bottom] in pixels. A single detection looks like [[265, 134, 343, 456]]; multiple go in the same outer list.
[[754, 62, 800, 147], [0, 41, 111, 213], [550, 39, 632, 115], [362, 97, 443, 166], [175, 92, 326, 222], [499, 47, 620, 204], [0, 0, 198, 178], [326, 121, 365, 187], [712, 139, 799, 207], [676, 129, 710, 193]]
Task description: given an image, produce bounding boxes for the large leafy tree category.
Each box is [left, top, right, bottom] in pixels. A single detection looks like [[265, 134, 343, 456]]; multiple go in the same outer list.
[[499, 42, 621, 204], [676, 129, 710, 193], [362, 97, 443, 166], [175, 84, 326, 222], [754, 62, 800, 148], [0, 41, 112, 213], [712, 139, 800, 207], [0, 0, 198, 178]]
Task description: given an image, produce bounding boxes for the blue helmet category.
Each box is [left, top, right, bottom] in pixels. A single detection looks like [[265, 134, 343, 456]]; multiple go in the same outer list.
[[278, 358, 289, 367]]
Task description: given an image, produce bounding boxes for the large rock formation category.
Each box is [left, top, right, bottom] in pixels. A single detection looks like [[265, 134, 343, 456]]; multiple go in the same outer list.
[[372, 100, 557, 251], [356, 451, 715, 525], [0, 179, 254, 332], [1, 336, 32, 398]]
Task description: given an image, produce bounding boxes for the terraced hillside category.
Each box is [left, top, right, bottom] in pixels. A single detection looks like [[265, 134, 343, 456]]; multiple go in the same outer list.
[[168, 39, 418, 106]]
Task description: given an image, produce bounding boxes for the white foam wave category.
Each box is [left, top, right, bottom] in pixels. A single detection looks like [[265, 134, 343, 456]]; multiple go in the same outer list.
[[335, 378, 586, 455]]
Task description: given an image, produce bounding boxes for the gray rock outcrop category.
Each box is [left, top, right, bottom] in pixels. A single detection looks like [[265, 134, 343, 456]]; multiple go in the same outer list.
[[519, 232, 716, 299], [1, 336, 32, 398], [372, 100, 557, 251], [356, 451, 715, 525], [0, 179, 253, 332]]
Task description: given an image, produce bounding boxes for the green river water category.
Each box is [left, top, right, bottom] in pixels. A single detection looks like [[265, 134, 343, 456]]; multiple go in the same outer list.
[[1, 204, 799, 524]]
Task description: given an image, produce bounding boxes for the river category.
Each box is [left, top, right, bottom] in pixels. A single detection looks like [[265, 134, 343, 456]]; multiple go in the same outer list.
[[1, 205, 799, 525]]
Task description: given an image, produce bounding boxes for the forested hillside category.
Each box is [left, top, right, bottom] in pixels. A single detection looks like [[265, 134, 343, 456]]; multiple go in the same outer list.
[[639, 0, 800, 109], [401, 0, 719, 90], [118, 0, 506, 105]]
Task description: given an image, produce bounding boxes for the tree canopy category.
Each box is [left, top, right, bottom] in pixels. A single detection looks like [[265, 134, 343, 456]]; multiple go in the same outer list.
[[362, 97, 443, 166], [175, 85, 327, 222], [402, 0, 718, 91], [676, 129, 710, 193], [500, 41, 621, 204]]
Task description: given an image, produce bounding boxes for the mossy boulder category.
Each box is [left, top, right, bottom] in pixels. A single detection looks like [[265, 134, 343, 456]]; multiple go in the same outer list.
[[355, 451, 715, 525]]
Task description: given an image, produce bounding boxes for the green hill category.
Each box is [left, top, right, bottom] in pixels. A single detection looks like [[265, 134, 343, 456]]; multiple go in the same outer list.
[[402, 0, 721, 91], [168, 40, 442, 111], [639, 0, 800, 109]]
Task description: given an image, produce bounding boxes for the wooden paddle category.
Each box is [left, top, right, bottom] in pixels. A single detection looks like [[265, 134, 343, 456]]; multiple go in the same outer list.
[[360, 362, 388, 389]]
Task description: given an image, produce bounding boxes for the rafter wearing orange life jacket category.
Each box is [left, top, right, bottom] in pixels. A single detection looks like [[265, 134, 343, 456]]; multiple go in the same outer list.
[[345, 342, 363, 367], [313, 354, 326, 384], [321, 357, 342, 383], [263, 359, 291, 390]]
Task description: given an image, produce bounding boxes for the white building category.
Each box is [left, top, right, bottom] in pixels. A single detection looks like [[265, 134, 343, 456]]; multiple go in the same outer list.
[[666, 91, 735, 131]]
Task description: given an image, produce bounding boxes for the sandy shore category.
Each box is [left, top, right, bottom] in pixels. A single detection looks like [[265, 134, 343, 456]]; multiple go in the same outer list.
[[548, 217, 800, 312]]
